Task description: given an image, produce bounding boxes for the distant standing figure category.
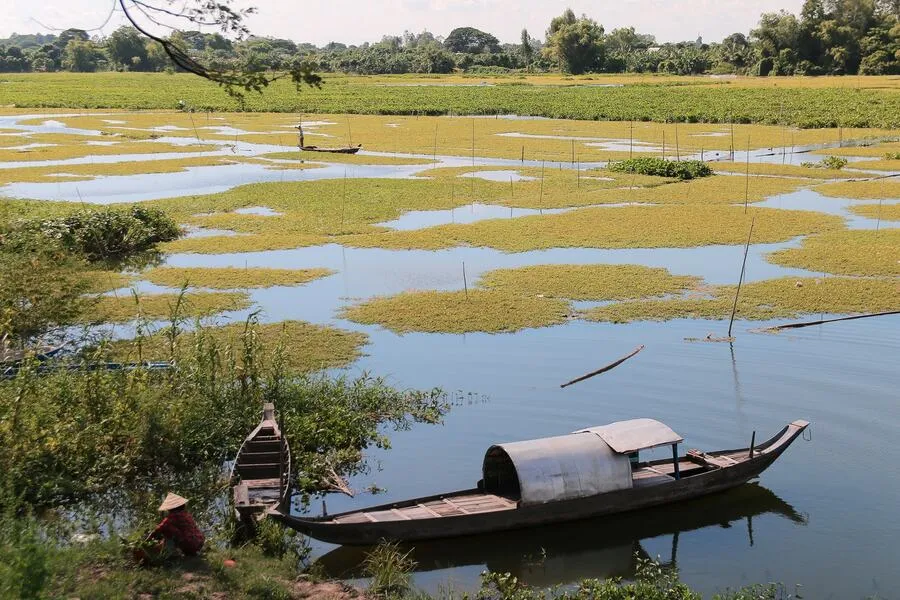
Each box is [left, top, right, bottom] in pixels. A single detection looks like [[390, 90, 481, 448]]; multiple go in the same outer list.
[[296, 123, 305, 148], [149, 493, 205, 556]]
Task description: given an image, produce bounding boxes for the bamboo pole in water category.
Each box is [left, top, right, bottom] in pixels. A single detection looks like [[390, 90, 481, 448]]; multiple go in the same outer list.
[[727, 217, 755, 339], [462, 261, 468, 299], [757, 310, 900, 332], [560, 345, 645, 388], [744, 136, 752, 213]]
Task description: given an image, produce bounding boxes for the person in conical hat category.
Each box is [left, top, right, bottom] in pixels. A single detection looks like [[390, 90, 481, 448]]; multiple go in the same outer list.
[[147, 492, 205, 557]]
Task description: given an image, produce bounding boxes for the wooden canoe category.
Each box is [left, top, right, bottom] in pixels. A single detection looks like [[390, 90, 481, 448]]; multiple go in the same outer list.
[[269, 419, 809, 545], [299, 145, 362, 154], [231, 403, 291, 524]]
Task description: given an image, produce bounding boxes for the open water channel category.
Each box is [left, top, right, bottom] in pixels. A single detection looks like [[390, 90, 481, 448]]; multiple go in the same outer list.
[[2, 114, 899, 598]]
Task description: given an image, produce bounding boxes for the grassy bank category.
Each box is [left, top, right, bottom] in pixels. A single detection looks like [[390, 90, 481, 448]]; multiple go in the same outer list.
[[2, 73, 900, 127]]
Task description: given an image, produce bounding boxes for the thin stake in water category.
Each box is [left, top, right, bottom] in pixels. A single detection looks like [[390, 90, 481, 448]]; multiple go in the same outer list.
[[675, 121, 680, 161], [462, 261, 468, 299], [341, 169, 347, 230], [727, 217, 755, 339], [629, 121, 634, 159], [744, 136, 752, 213], [571, 139, 575, 164], [539, 160, 545, 212], [433, 122, 438, 162]]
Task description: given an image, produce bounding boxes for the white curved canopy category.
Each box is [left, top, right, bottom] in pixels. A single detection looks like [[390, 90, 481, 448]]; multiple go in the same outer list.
[[574, 418, 683, 454], [483, 432, 632, 507]]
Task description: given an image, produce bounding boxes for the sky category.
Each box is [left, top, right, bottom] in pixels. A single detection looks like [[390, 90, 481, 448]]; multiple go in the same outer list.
[[2, 0, 806, 45]]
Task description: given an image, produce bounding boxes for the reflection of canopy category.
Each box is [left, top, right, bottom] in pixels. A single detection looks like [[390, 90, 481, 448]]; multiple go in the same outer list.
[[574, 419, 683, 454], [483, 432, 632, 506]]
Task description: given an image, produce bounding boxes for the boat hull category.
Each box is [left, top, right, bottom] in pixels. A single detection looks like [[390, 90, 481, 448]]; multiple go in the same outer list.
[[271, 421, 807, 545]]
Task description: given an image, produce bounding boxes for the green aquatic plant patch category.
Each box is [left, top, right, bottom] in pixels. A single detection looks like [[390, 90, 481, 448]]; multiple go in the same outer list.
[[848, 158, 900, 171], [342, 289, 571, 334], [262, 150, 436, 166], [848, 202, 900, 222], [143, 266, 334, 289], [160, 232, 328, 254], [344, 205, 844, 252], [89, 291, 252, 322], [479, 264, 700, 301], [3, 73, 900, 128], [113, 320, 367, 373], [815, 179, 900, 199], [710, 161, 852, 179], [768, 229, 900, 276], [586, 276, 899, 323], [812, 141, 900, 157], [81, 270, 134, 294], [0, 139, 216, 163]]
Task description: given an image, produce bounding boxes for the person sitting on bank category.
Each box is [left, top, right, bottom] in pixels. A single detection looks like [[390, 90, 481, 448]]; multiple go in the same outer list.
[[149, 493, 205, 557]]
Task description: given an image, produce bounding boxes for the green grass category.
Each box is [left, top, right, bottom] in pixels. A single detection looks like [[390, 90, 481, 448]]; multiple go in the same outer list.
[[88, 291, 252, 322], [767, 229, 900, 276], [479, 264, 700, 300], [344, 205, 844, 252], [848, 158, 900, 171], [113, 320, 367, 373], [3, 73, 900, 128], [142, 267, 334, 289], [342, 289, 571, 334], [586, 276, 899, 323]]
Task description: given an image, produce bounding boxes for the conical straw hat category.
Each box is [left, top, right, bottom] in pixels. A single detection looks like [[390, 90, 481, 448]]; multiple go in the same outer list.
[[158, 492, 188, 511]]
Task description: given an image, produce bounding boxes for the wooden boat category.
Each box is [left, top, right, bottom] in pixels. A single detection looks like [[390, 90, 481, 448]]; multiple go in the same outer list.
[[315, 482, 805, 584], [231, 403, 291, 524], [299, 144, 362, 154], [270, 418, 808, 544]]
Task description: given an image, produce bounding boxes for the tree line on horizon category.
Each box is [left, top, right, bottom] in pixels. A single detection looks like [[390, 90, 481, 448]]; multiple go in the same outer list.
[[1, 1, 898, 77]]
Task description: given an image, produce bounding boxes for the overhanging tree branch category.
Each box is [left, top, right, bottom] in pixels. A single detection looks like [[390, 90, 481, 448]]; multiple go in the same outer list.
[[118, 0, 320, 99]]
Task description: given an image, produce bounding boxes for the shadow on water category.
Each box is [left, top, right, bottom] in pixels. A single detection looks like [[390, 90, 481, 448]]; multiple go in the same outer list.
[[315, 482, 806, 589]]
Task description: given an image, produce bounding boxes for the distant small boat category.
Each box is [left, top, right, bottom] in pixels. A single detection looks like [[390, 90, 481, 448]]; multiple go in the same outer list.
[[270, 418, 809, 545], [299, 145, 362, 154], [231, 403, 291, 524], [295, 123, 361, 154]]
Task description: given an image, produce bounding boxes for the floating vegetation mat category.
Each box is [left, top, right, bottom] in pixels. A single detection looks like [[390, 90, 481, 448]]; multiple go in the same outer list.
[[344, 205, 844, 252], [88, 291, 252, 322], [849, 202, 900, 222], [0, 139, 215, 163], [586, 277, 899, 323], [110, 320, 367, 373], [82, 270, 134, 294], [812, 141, 900, 157], [142, 266, 335, 289], [342, 289, 571, 334], [768, 229, 900, 277], [261, 151, 437, 166], [710, 161, 854, 180], [479, 264, 700, 301], [847, 158, 900, 171], [0, 156, 255, 185], [816, 179, 900, 200]]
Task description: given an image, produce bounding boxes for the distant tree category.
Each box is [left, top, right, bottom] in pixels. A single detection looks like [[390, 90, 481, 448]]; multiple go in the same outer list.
[[106, 26, 149, 70], [544, 9, 605, 74], [61, 38, 100, 72], [55, 28, 89, 50], [444, 27, 501, 53], [520, 28, 534, 69]]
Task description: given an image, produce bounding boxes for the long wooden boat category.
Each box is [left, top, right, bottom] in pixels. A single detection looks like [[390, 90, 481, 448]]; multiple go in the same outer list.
[[270, 418, 808, 544], [231, 403, 291, 524], [299, 144, 362, 154]]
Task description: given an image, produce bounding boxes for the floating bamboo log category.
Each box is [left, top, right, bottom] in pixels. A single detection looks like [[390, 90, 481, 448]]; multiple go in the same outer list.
[[560, 345, 645, 388]]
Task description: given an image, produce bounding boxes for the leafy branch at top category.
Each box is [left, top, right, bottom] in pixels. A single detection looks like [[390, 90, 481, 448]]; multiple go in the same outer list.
[[117, 0, 321, 99]]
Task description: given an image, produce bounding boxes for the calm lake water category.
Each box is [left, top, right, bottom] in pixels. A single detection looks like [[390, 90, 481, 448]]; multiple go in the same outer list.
[[4, 113, 899, 598]]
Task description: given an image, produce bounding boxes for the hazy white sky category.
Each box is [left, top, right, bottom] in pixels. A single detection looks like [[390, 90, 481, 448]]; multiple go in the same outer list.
[[2, 1, 805, 45]]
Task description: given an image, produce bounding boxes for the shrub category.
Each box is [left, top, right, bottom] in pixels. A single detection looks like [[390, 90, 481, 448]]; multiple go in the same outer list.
[[884, 152, 900, 160], [6, 206, 180, 263], [607, 157, 712, 180], [801, 156, 848, 170], [363, 541, 417, 598]]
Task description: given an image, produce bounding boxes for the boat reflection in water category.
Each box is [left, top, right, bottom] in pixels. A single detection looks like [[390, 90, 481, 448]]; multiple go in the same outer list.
[[315, 482, 806, 589]]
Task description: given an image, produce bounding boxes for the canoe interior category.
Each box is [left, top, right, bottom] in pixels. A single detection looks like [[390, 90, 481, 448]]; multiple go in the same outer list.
[[232, 405, 290, 521]]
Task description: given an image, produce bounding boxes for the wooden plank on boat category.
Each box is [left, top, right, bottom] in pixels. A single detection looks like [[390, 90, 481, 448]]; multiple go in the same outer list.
[[245, 478, 282, 488], [390, 509, 412, 520], [417, 503, 443, 518], [441, 498, 470, 514]]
